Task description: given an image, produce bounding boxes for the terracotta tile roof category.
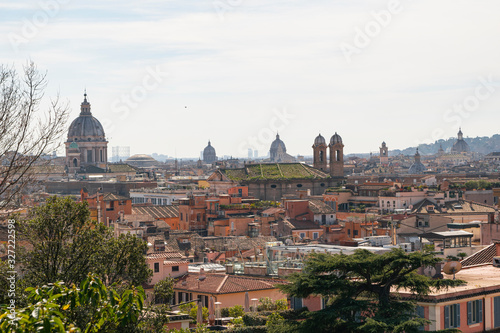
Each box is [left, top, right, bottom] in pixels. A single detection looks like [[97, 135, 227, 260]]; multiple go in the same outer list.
[[461, 243, 498, 267], [147, 251, 183, 260], [164, 260, 189, 266], [174, 273, 284, 294], [288, 219, 321, 230], [308, 199, 335, 214], [261, 207, 285, 215], [88, 192, 129, 201], [132, 205, 179, 219], [240, 247, 262, 259], [103, 193, 130, 201], [412, 199, 495, 214]]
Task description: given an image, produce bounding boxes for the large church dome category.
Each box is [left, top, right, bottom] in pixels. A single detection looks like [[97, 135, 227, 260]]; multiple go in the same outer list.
[[270, 134, 286, 152], [203, 141, 217, 163], [408, 149, 426, 174], [65, 92, 108, 174], [451, 128, 470, 153], [67, 93, 105, 141]]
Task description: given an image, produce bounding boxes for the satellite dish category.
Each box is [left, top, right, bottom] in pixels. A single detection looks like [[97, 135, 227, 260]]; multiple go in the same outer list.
[[423, 265, 437, 278], [443, 261, 462, 280]]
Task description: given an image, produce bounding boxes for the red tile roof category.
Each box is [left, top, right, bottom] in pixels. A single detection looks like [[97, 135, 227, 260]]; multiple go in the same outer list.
[[147, 251, 183, 260], [174, 273, 284, 294], [132, 205, 179, 219], [461, 243, 499, 267]]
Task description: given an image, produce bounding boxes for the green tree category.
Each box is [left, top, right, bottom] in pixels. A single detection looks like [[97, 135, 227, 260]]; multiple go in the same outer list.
[[153, 277, 174, 304], [0, 274, 145, 332], [266, 312, 286, 333], [97, 233, 151, 287], [18, 196, 107, 287], [17, 196, 151, 290], [280, 248, 465, 333]]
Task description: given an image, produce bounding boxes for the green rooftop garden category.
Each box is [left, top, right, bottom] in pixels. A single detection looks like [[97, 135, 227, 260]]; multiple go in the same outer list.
[[222, 163, 327, 181]]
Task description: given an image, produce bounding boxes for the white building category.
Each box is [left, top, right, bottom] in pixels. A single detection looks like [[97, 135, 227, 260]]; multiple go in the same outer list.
[[130, 188, 209, 205]]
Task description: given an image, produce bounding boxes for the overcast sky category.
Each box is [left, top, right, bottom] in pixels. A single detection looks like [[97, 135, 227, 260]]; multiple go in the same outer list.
[[1, 0, 500, 158]]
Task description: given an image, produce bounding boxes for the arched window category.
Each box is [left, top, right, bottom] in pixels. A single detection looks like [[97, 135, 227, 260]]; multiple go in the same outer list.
[[319, 151, 324, 162], [73, 158, 78, 167]]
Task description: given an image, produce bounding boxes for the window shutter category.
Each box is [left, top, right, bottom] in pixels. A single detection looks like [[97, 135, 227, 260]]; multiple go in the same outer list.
[[417, 305, 425, 318], [479, 299, 483, 323], [444, 305, 449, 329], [456, 304, 460, 327], [467, 301, 472, 325]]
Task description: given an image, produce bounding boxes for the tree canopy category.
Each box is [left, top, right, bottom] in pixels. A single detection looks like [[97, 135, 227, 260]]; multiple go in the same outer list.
[[0, 274, 145, 333], [280, 248, 465, 333], [17, 196, 151, 290]]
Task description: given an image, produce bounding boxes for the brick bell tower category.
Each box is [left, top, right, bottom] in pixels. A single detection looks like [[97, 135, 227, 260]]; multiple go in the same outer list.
[[312, 133, 327, 171], [329, 132, 344, 178]]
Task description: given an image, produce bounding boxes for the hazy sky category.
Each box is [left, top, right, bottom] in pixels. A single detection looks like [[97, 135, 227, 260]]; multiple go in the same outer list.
[[2, 0, 500, 158]]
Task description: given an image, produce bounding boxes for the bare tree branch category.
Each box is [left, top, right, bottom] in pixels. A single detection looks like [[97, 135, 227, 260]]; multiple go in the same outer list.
[[0, 62, 69, 208]]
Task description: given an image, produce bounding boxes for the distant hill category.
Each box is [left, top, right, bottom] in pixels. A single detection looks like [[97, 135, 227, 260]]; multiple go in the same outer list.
[[390, 134, 500, 156]]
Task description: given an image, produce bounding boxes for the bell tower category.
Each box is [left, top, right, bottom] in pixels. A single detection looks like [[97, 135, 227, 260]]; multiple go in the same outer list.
[[312, 134, 327, 171], [329, 132, 344, 178], [380, 141, 388, 166]]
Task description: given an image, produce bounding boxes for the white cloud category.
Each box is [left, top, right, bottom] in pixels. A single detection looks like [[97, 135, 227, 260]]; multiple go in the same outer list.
[[1, 0, 499, 157]]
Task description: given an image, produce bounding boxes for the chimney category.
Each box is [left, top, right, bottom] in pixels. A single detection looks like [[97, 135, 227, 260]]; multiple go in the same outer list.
[[199, 267, 206, 280]]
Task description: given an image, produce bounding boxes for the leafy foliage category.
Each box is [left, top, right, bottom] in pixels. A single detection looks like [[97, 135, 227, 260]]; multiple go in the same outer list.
[[280, 248, 465, 332], [250, 201, 281, 209], [16, 196, 152, 291], [179, 302, 208, 323], [257, 297, 288, 311], [153, 277, 174, 304], [226, 326, 267, 333], [228, 305, 245, 318], [230, 316, 244, 327], [0, 274, 144, 332], [242, 313, 268, 326]]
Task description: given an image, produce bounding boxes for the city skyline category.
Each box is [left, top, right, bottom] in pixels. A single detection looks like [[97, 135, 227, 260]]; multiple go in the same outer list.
[[2, 1, 500, 158]]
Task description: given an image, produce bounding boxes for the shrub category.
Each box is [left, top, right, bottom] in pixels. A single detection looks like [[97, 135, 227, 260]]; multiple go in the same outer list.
[[278, 308, 309, 320], [266, 313, 285, 333], [257, 297, 288, 311], [242, 313, 268, 326], [228, 304, 245, 318], [188, 306, 208, 322], [221, 307, 230, 317], [227, 326, 267, 333], [230, 316, 244, 327]]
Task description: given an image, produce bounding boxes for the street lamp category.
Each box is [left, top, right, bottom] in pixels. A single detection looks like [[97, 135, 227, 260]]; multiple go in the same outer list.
[[251, 298, 259, 312]]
